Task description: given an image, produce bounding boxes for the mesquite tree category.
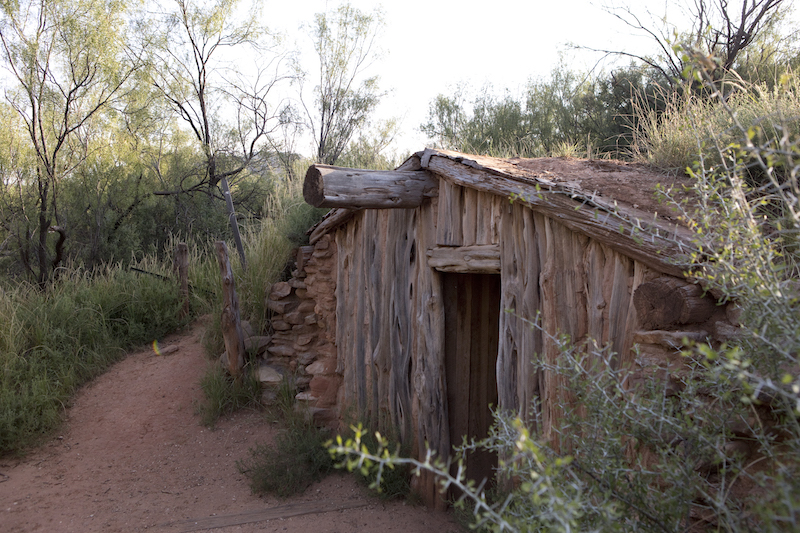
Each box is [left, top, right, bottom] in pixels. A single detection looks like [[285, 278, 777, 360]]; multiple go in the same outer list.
[[0, 0, 140, 286], [592, 0, 791, 86], [303, 3, 385, 166], [146, 0, 292, 268]]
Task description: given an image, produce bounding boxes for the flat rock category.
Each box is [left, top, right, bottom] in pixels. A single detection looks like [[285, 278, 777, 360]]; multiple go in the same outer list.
[[258, 365, 283, 384], [269, 281, 292, 299], [244, 335, 271, 353]]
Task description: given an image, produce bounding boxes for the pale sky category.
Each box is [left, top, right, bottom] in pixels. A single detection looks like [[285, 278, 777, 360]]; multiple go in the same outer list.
[[260, 0, 776, 156]]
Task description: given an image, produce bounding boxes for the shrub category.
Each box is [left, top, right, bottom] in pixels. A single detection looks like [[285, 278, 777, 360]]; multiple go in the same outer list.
[[629, 70, 800, 173], [237, 379, 335, 498]]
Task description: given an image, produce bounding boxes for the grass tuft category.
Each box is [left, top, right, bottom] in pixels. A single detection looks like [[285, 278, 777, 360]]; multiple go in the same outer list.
[[237, 378, 335, 498], [196, 363, 263, 428], [629, 77, 800, 171]]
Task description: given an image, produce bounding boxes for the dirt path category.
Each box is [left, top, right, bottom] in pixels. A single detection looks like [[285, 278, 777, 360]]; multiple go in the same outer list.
[[0, 321, 459, 533]]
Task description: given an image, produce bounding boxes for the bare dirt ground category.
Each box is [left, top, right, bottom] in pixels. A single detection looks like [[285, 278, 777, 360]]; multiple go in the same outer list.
[[0, 320, 460, 533]]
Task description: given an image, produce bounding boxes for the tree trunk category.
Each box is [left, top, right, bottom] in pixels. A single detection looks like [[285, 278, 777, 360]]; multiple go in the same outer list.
[[175, 242, 190, 319], [220, 177, 247, 271]]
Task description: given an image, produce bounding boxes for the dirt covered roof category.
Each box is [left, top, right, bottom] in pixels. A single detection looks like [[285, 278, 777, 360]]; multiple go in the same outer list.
[[418, 149, 693, 225]]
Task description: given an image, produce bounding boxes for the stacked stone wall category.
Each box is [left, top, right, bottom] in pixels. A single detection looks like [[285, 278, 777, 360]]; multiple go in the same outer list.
[[265, 234, 340, 427]]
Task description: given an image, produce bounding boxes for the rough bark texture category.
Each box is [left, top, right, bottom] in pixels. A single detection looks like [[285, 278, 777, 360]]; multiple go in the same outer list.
[[634, 276, 718, 329], [422, 149, 693, 278], [304, 164, 437, 208], [427, 244, 500, 274], [215, 241, 245, 377]]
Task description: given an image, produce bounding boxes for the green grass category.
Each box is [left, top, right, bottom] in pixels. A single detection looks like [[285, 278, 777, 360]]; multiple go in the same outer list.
[[0, 258, 190, 455], [629, 75, 800, 171], [187, 176, 326, 338], [0, 166, 325, 458], [196, 362, 263, 427], [192, 175, 328, 428], [237, 378, 336, 498]]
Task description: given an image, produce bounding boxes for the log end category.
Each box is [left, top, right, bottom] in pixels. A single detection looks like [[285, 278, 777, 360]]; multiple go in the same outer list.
[[303, 166, 325, 207], [634, 276, 717, 329]]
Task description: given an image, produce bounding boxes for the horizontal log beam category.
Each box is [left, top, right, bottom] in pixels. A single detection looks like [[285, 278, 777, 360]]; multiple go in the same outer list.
[[303, 164, 438, 209], [634, 276, 718, 329], [427, 244, 500, 274], [633, 329, 710, 349]]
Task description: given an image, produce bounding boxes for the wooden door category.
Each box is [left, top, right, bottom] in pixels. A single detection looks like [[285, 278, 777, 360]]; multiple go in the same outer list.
[[443, 273, 501, 488]]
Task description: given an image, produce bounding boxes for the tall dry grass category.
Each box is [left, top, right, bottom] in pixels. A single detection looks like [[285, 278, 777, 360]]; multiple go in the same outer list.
[[629, 75, 800, 171]]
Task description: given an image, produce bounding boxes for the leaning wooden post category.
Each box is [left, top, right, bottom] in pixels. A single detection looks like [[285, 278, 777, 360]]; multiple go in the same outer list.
[[215, 241, 246, 377], [175, 242, 189, 319]]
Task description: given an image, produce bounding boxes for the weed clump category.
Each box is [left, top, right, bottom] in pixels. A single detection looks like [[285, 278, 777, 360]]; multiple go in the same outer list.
[[196, 363, 263, 428], [237, 379, 335, 498]]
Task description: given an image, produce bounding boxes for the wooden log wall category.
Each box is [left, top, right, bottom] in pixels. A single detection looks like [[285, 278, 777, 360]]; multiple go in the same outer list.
[[315, 170, 738, 504], [432, 187, 649, 445], [330, 180, 656, 490], [335, 207, 419, 445], [334, 196, 451, 508]]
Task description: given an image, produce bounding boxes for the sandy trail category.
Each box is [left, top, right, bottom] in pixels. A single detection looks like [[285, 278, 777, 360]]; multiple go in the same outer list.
[[0, 320, 458, 533]]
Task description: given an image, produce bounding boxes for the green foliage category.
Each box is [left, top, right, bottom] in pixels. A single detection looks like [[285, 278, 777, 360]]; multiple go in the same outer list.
[[336, 119, 403, 170], [238, 425, 334, 498], [193, 176, 323, 422], [214, 176, 325, 334], [629, 72, 800, 171], [237, 379, 335, 498], [420, 64, 664, 159], [307, 2, 385, 165], [600, 0, 796, 88], [0, 258, 187, 454], [336, 423, 412, 500], [0, 0, 141, 286]]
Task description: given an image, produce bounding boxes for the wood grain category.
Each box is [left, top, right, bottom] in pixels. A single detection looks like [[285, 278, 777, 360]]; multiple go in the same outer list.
[[304, 164, 437, 208]]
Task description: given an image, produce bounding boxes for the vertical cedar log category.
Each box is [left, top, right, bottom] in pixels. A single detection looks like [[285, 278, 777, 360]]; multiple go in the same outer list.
[[538, 217, 589, 451], [520, 208, 542, 425], [215, 241, 246, 377], [619, 262, 648, 371], [175, 242, 189, 319], [462, 187, 478, 245], [436, 180, 464, 246], [584, 241, 608, 347], [388, 209, 414, 444], [497, 201, 520, 415], [607, 253, 634, 364], [413, 198, 449, 511]]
